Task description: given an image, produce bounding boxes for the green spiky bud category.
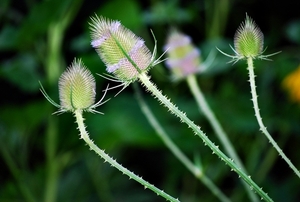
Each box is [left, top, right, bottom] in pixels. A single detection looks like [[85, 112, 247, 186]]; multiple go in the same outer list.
[[59, 59, 96, 112], [234, 14, 264, 59], [89, 15, 153, 84]]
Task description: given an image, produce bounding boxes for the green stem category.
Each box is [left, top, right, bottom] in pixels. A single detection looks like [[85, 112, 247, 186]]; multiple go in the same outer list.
[[247, 57, 300, 178], [138, 72, 273, 202], [133, 83, 231, 202], [44, 21, 63, 202], [46, 0, 83, 84], [44, 116, 59, 202], [186, 74, 259, 202], [44, 2, 82, 201], [205, 0, 230, 38], [74, 109, 179, 202]]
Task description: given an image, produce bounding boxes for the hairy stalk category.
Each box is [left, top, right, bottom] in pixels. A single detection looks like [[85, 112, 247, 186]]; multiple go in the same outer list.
[[247, 57, 300, 178], [138, 72, 273, 202], [133, 83, 231, 202], [186, 74, 259, 202], [74, 109, 179, 202]]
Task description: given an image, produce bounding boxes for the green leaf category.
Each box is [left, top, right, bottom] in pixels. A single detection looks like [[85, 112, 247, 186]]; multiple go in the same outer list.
[[95, 0, 142, 30], [0, 25, 18, 50], [143, 0, 193, 24], [0, 101, 49, 150], [0, 53, 40, 92], [0, 0, 76, 50]]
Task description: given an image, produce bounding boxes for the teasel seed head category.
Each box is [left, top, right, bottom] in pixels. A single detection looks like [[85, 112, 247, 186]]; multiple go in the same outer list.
[[216, 13, 280, 64], [58, 59, 96, 112], [234, 14, 264, 59], [40, 58, 108, 114], [89, 15, 153, 85]]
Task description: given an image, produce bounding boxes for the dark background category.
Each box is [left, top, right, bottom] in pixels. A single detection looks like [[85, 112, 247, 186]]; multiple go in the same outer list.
[[1, 0, 300, 201]]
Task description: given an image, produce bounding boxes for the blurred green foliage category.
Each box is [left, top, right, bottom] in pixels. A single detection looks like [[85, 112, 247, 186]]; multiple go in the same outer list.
[[1, 0, 300, 201]]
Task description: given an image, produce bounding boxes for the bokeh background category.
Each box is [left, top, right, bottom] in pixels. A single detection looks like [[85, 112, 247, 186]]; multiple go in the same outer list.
[[1, 0, 300, 201]]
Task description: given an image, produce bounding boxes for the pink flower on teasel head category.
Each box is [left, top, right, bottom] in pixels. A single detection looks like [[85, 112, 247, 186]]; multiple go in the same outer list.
[[164, 30, 201, 80]]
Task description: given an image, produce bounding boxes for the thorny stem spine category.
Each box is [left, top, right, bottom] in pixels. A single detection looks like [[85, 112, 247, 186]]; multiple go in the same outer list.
[[74, 109, 180, 202], [186, 74, 259, 202], [138, 72, 273, 202], [134, 83, 231, 202], [247, 57, 300, 178]]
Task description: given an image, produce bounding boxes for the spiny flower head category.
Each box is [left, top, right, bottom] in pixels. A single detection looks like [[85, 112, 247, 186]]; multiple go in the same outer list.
[[217, 14, 280, 63], [234, 14, 264, 59], [89, 15, 156, 86], [282, 65, 300, 103], [40, 59, 108, 114], [58, 59, 96, 112], [164, 30, 201, 80]]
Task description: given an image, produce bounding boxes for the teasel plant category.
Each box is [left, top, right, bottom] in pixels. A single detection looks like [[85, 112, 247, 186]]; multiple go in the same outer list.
[[89, 15, 273, 201], [40, 59, 180, 202], [164, 29, 259, 202], [217, 14, 300, 179]]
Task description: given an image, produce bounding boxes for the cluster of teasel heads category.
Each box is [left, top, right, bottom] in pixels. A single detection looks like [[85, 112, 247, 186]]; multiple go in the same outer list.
[[41, 15, 165, 112], [41, 14, 275, 113], [39, 13, 288, 202]]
